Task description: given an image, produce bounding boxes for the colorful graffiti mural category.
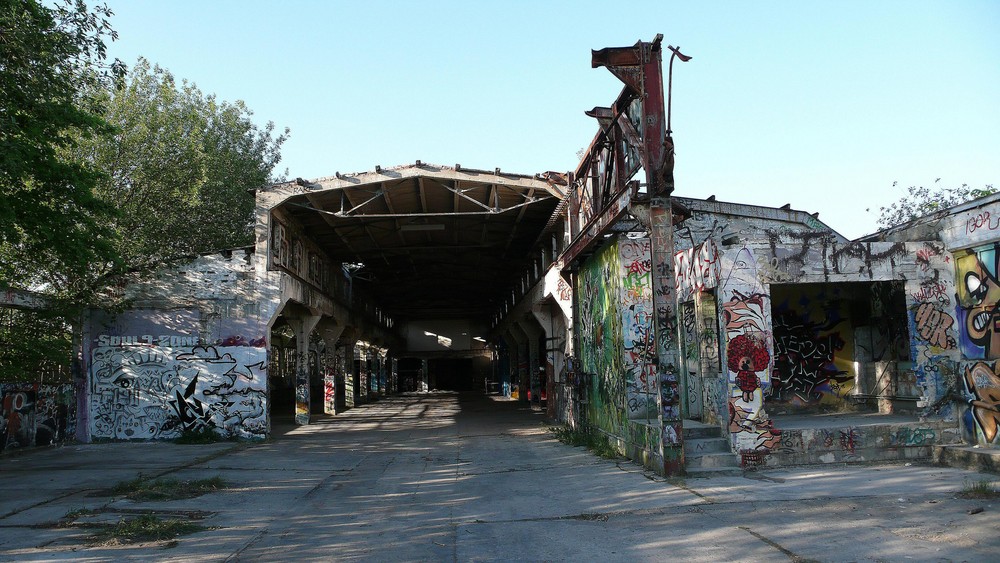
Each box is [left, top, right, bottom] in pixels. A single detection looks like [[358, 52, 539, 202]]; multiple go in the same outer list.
[[0, 383, 75, 451], [961, 361, 1000, 444], [719, 246, 776, 452], [89, 339, 268, 440], [577, 240, 627, 435], [620, 238, 657, 420], [955, 244, 1000, 359], [674, 239, 720, 302]]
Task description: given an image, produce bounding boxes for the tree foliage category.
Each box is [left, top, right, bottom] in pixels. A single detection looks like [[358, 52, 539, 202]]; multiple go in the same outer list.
[[69, 58, 289, 274], [876, 180, 997, 230], [0, 0, 126, 380], [1, 2, 288, 381], [0, 0, 124, 298]]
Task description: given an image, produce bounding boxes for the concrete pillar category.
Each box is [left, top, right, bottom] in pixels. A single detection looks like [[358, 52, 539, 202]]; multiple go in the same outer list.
[[498, 334, 515, 397], [531, 303, 565, 419], [517, 318, 543, 405], [317, 320, 345, 415], [342, 339, 358, 408], [508, 324, 528, 401], [648, 199, 684, 474], [286, 313, 321, 425]]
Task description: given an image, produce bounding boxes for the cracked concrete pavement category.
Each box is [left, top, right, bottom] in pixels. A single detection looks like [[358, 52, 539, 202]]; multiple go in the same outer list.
[[1, 392, 998, 562]]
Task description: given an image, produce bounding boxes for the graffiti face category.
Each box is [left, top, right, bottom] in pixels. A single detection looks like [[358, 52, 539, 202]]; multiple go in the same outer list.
[[960, 257, 1000, 356], [956, 246, 1000, 358]]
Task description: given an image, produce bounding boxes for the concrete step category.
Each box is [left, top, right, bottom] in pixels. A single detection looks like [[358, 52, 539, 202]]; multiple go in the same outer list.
[[683, 465, 746, 478], [683, 421, 722, 440], [933, 444, 1000, 474], [685, 451, 739, 469], [684, 437, 730, 455]]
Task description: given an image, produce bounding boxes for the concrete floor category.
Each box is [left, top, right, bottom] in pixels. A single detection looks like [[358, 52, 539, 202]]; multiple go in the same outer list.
[[1, 391, 998, 562]]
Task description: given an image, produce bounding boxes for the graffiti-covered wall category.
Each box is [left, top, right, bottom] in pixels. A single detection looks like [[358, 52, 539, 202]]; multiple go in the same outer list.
[[577, 240, 627, 437], [770, 283, 858, 409], [576, 236, 660, 460], [718, 246, 782, 453], [1, 384, 75, 451], [666, 195, 964, 457], [86, 310, 268, 440], [620, 238, 657, 421], [953, 241, 1000, 445]]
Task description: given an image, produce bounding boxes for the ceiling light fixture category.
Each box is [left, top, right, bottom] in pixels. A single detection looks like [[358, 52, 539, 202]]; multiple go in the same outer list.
[[400, 224, 445, 232]]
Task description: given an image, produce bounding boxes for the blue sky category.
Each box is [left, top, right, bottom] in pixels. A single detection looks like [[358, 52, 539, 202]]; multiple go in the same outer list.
[[103, 1, 999, 239]]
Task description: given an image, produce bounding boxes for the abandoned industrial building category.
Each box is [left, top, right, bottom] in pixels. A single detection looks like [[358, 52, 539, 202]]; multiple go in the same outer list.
[[8, 36, 1000, 476]]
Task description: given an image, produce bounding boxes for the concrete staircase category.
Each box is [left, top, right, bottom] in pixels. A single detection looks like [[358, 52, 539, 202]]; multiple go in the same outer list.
[[683, 420, 740, 476]]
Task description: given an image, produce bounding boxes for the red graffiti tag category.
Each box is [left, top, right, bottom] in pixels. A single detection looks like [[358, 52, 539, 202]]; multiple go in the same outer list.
[[967, 210, 1000, 235], [910, 282, 949, 303]]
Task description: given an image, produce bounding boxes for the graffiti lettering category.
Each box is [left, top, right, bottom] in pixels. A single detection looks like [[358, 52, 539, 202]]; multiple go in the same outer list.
[[909, 282, 949, 304], [97, 334, 200, 347], [839, 428, 861, 454], [966, 210, 1000, 235], [771, 308, 850, 403], [914, 246, 941, 272], [890, 426, 937, 447], [674, 239, 720, 298], [913, 302, 956, 349], [90, 342, 267, 440], [557, 278, 571, 302]]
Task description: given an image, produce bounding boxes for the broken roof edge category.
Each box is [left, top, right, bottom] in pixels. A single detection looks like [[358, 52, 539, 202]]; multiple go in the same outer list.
[[672, 194, 849, 242], [258, 162, 568, 202], [858, 190, 1000, 244]]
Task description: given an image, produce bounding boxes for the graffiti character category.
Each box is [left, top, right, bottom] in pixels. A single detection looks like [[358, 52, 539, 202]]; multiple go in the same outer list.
[[956, 247, 1000, 358], [963, 362, 1000, 443], [727, 333, 770, 402]]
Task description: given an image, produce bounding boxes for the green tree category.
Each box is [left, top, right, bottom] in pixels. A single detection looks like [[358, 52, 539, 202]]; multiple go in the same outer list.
[[0, 0, 125, 381], [876, 180, 996, 230], [70, 59, 289, 275], [0, 0, 124, 298]]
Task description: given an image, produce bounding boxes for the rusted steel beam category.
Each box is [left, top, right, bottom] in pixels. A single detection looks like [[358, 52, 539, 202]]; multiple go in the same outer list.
[[568, 35, 688, 476], [564, 35, 669, 268], [560, 181, 632, 268]]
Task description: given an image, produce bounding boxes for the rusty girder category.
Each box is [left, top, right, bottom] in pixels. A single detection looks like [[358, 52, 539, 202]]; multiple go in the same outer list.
[[562, 35, 672, 267]]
